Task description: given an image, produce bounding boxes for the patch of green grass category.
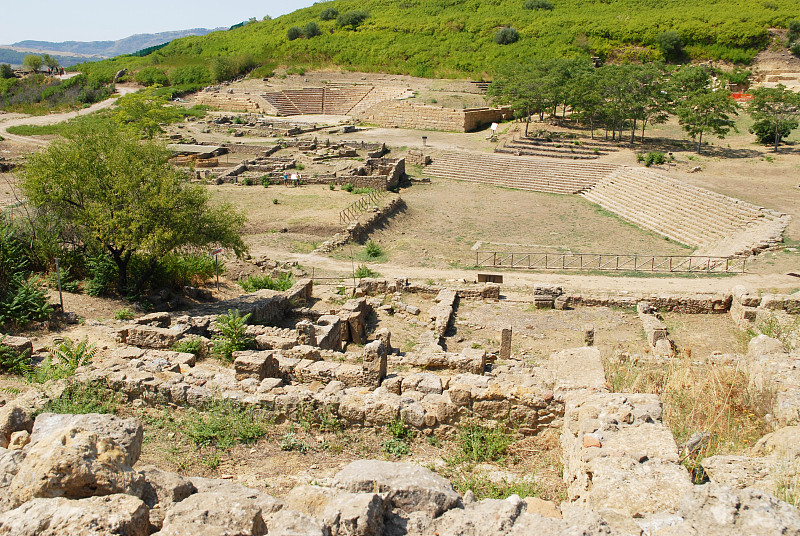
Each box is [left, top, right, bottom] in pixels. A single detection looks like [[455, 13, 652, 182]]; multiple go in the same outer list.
[[238, 272, 295, 292], [354, 264, 380, 278], [451, 473, 541, 500], [182, 399, 270, 449], [114, 307, 135, 320], [40, 380, 121, 415], [452, 422, 513, 463], [172, 337, 205, 357]]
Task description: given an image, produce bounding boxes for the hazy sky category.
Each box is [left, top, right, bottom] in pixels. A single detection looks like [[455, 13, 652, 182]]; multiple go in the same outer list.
[[2, 0, 318, 44]]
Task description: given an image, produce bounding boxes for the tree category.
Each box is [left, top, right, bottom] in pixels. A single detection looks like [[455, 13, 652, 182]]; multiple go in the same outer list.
[[22, 55, 42, 73], [748, 85, 800, 152], [113, 93, 176, 139], [304, 21, 322, 38], [320, 7, 338, 20], [20, 125, 247, 294], [656, 31, 684, 62], [337, 10, 369, 30], [488, 62, 544, 136], [0, 64, 14, 79], [287, 26, 303, 41], [41, 54, 60, 71], [494, 27, 520, 45], [675, 86, 739, 153]]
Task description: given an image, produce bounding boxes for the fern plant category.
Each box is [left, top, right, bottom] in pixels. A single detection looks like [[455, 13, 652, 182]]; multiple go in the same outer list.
[[0, 336, 32, 375], [48, 337, 98, 372], [212, 309, 255, 362]]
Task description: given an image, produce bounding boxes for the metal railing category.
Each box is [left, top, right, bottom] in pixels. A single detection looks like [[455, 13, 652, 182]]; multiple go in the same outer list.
[[339, 189, 387, 225], [475, 251, 746, 273]]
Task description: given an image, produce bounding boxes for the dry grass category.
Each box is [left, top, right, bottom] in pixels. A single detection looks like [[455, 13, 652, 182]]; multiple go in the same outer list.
[[605, 351, 774, 483]]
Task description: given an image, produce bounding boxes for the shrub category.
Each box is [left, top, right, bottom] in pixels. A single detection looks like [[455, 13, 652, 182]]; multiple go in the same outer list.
[[455, 422, 513, 463], [0, 225, 51, 328], [46, 337, 97, 373], [238, 273, 295, 292], [523, 0, 554, 10], [244, 177, 254, 186], [791, 42, 800, 57], [0, 64, 14, 79], [788, 19, 800, 44], [751, 119, 794, 145], [172, 337, 205, 357], [337, 10, 369, 30], [354, 264, 378, 278], [287, 26, 303, 41], [134, 66, 169, 87], [342, 182, 354, 192], [320, 7, 338, 20], [115, 307, 135, 320], [155, 252, 219, 289], [169, 65, 211, 85], [305, 22, 322, 38], [212, 309, 254, 362], [273, 198, 279, 204], [182, 399, 268, 449], [640, 151, 666, 167], [329, 183, 335, 190], [656, 31, 684, 61], [0, 337, 31, 375], [365, 240, 383, 258], [260, 176, 271, 187], [40, 380, 120, 414], [495, 27, 520, 45], [86, 254, 118, 297]]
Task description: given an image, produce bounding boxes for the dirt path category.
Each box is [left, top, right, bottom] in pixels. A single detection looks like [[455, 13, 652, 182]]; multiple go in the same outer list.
[[248, 245, 800, 295], [0, 84, 139, 146]]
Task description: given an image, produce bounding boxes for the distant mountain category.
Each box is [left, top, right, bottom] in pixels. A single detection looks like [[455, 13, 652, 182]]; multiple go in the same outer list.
[[11, 28, 226, 58]]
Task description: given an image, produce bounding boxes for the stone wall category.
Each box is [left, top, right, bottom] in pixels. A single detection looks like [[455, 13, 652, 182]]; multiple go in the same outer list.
[[195, 90, 279, 115], [356, 101, 511, 132], [315, 197, 406, 253]]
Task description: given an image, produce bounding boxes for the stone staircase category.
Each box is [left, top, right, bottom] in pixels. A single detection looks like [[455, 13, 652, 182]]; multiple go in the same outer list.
[[259, 86, 414, 117], [496, 137, 619, 160], [425, 151, 617, 195], [323, 85, 373, 114], [262, 91, 302, 116], [581, 167, 790, 255]]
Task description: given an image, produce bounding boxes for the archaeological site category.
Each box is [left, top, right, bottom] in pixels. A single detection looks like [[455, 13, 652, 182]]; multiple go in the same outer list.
[[3, 1, 800, 535]]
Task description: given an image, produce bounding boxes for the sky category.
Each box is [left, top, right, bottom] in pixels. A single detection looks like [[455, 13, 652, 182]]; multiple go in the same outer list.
[[1, 0, 318, 44]]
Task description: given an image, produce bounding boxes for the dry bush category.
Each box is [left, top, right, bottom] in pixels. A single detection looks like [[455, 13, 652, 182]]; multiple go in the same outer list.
[[605, 351, 775, 482]]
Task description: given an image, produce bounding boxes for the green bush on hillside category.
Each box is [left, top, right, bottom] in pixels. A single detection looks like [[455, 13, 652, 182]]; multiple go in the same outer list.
[[523, 0, 554, 10], [287, 26, 303, 41], [134, 66, 169, 86], [337, 10, 369, 30], [305, 22, 322, 38], [320, 7, 338, 21], [495, 27, 520, 45], [656, 31, 684, 61], [169, 65, 211, 85]]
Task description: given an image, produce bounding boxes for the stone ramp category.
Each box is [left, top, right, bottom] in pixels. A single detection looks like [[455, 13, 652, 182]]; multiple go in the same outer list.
[[581, 167, 789, 256], [425, 151, 617, 195]]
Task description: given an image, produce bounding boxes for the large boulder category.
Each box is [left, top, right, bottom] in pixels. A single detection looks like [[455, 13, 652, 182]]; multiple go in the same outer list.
[[285, 484, 387, 536], [138, 466, 196, 531], [0, 494, 149, 536], [266, 509, 329, 536], [8, 426, 144, 508], [332, 460, 461, 517], [30, 413, 143, 466], [156, 489, 268, 536]]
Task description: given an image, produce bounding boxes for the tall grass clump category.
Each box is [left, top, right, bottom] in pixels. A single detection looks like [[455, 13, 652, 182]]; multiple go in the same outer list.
[[604, 351, 775, 482], [238, 273, 294, 292]]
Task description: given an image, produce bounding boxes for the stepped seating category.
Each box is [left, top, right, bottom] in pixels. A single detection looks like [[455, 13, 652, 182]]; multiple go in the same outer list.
[[581, 167, 787, 252], [425, 151, 617, 195], [349, 86, 415, 115], [323, 85, 373, 114], [262, 92, 302, 116], [283, 88, 324, 114]]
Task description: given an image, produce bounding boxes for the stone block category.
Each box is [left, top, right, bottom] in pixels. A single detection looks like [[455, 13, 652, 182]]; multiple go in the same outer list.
[[233, 350, 279, 381], [499, 328, 512, 360], [0, 335, 32, 357], [362, 340, 387, 388], [134, 312, 171, 327]]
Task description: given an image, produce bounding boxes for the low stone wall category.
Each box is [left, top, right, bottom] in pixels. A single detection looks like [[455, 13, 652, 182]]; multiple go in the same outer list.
[[195, 90, 278, 115], [356, 101, 511, 132], [315, 197, 406, 253], [356, 278, 500, 300]]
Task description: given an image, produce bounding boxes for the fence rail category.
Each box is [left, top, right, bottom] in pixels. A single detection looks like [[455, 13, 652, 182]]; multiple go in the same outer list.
[[339, 189, 388, 225], [475, 252, 746, 273]]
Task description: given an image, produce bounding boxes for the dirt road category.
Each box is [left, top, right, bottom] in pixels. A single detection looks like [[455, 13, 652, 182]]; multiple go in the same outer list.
[[0, 84, 138, 146]]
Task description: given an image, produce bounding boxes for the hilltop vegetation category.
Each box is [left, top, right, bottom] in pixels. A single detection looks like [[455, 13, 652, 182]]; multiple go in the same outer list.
[[76, 0, 800, 82]]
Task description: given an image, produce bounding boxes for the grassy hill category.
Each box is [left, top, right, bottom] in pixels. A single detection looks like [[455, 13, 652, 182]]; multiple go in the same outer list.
[[78, 0, 800, 82]]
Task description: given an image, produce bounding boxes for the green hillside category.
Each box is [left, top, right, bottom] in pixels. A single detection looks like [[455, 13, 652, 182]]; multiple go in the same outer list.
[[79, 0, 800, 81]]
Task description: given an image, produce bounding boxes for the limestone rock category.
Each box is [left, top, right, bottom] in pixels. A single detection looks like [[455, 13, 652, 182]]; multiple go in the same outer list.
[[0, 403, 33, 449], [157, 490, 267, 536], [0, 494, 149, 536], [285, 484, 387, 536], [7, 431, 29, 450], [0, 336, 32, 357], [748, 335, 787, 358], [139, 466, 197, 530], [9, 426, 144, 508], [751, 426, 800, 459], [523, 497, 562, 519], [266, 509, 329, 536], [701, 455, 774, 490], [332, 460, 461, 517], [429, 496, 524, 535], [30, 413, 143, 466]]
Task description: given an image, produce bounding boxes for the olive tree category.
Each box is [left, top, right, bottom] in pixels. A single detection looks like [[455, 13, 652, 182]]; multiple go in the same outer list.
[[20, 124, 247, 294], [22, 54, 42, 73]]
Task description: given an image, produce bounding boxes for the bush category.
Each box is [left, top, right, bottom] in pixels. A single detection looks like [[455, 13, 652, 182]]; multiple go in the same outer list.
[[169, 65, 211, 85], [320, 7, 338, 20], [40, 380, 120, 414], [260, 175, 271, 187], [354, 264, 378, 278], [134, 67, 169, 87], [788, 19, 800, 44], [305, 22, 322, 38], [115, 308, 134, 320], [342, 182, 354, 192], [639, 151, 666, 167], [182, 399, 268, 449], [172, 337, 205, 357], [365, 240, 383, 258], [212, 309, 254, 362], [287, 26, 303, 41], [523, 0, 554, 10], [494, 27, 520, 45], [750, 119, 794, 146], [0, 337, 31, 375], [86, 254, 117, 297], [238, 273, 295, 292], [0, 64, 14, 79], [455, 422, 513, 463], [337, 10, 369, 30], [155, 252, 219, 289], [0, 225, 51, 328], [791, 42, 800, 57], [656, 31, 684, 61]]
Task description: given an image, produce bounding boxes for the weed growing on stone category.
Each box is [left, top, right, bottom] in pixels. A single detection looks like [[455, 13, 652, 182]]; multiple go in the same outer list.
[[452, 421, 513, 463], [172, 337, 205, 357], [182, 399, 270, 449], [212, 309, 255, 362], [364, 241, 384, 258], [451, 473, 541, 500], [382, 416, 414, 457], [40, 380, 120, 415]]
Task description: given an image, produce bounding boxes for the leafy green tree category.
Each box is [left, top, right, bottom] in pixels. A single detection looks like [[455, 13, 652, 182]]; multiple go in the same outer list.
[[494, 27, 520, 45], [305, 21, 322, 38], [211, 57, 236, 82], [675, 82, 739, 153], [42, 54, 60, 70], [656, 31, 683, 62], [337, 10, 369, 30], [488, 63, 542, 136], [22, 55, 42, 73], [320, 7, 338, 20], [20, 124, 247, 294], [748, 85, 800, 151], [0, 64, 14, 79], [287, 26, 303, 41], [113, 93, 176, 138]]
